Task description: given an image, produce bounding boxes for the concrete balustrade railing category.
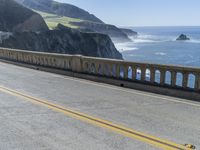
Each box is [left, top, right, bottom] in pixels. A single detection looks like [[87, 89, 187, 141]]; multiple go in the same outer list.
[[81, 56, 200, 91], [1, 47, 200, 93]]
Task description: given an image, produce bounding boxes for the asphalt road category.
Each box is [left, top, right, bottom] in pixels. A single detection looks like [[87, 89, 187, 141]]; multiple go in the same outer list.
[[0, 61, 199, 150]]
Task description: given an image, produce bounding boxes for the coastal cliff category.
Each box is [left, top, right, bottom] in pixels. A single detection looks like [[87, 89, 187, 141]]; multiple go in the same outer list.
[[1, 24, 123, 59]]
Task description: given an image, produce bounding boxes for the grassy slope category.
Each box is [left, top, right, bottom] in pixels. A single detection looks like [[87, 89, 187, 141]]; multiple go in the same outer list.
[[34, 10, 82, 29]]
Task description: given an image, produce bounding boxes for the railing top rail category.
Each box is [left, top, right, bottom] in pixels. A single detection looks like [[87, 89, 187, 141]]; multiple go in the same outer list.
[[0, 47, 76, 57], [1, 47, 200, 72], [82, 56, 200, 73]]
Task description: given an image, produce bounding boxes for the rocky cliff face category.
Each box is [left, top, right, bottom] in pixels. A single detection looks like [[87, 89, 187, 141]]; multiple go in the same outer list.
[[1, 24, 123, 59], [72, 22, 132, 43], [15, 0, 103, 23], [0, 0, 48, 32]]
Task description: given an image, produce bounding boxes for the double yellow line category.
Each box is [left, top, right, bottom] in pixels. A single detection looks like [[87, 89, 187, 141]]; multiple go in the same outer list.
[[0, 86, 193, 150]]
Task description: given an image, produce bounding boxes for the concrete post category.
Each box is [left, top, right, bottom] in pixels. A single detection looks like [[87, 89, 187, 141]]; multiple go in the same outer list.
[[195, 74, 200, 91], [150, 68, 155, 83], [124, 65, 128, 79], [95, 62, 99, 75], [71, 55, 83, 73], [171, 71, 177, 87], [141, 67, 146, 81], [182, 73, 189, 88], [103, 63, 108, 76], [116, 64, 120, 78], [109, 64, 114, 77], [160, 70, 166, 85], [132, 66, 137, 80]]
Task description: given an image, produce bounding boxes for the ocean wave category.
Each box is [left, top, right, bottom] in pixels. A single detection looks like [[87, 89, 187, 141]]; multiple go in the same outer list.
[[114, 42, 139, 52], [155, 52, 167, 56], [130, 34, 173, 43], [134, 39, 158, 43]]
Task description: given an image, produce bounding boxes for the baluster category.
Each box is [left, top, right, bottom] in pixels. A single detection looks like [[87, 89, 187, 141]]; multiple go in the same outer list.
[[110, 64, 115, 77], [195, 73, 200, 90], [124, 65, 128, 79], [107, 64, 112, 76], [103, 63, 107, 76], [132, 66, 137, 80], [95, 62, 99, 75], [171, 71, 177, 87], [160, 70, 166, 85], [150, 68, 155, 83], [89, 61, 93, 73], [116, 64, 120, 78], [182, 72, 189, 88], [141, 66, 146, 81]]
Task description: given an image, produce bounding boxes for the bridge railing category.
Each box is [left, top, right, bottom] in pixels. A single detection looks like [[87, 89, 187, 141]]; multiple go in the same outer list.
[[0, 47, 200, 92]]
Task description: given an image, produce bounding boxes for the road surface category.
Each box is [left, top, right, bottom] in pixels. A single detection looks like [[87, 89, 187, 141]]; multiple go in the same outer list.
[[0, 61, 199, 150]]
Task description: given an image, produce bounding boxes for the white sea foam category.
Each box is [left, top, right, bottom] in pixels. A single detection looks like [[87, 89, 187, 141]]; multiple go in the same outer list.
[[114, 42, 138, 52], [130, 34, 173, 43], [115, 32, 200, 55], [155, 52, 167, 56], [134, 39, 158, 43]]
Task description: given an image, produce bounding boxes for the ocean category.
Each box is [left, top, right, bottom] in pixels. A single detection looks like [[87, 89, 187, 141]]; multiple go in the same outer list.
[[114, 26, 200, 88], [115, 26, 200, 67]]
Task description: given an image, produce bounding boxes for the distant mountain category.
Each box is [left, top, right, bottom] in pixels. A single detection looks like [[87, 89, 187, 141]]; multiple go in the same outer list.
[[71, 21, 132, 43], [14, 0, 137, 43], [0, 0, 48, 32], [15, 0, 103, 23]]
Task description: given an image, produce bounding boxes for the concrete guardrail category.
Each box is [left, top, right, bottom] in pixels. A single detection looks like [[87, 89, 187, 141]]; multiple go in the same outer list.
[[0, 47, 200, 100]]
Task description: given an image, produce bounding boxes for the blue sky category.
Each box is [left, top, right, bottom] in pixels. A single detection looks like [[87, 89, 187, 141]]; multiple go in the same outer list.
[[55, 0, 200, 27]]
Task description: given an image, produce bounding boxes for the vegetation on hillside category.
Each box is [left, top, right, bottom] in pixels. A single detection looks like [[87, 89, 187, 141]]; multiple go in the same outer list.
[[34, 10, 82, 29]]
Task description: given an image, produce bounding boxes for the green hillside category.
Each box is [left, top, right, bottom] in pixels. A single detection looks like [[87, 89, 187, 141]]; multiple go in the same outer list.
[[34, 10, 82, 29]]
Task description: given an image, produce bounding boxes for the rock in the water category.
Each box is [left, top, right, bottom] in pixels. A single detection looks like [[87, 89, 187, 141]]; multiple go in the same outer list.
[[176, 34, 190, 40]]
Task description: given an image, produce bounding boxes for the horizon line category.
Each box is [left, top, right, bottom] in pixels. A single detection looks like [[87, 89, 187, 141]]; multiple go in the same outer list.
[[120, 25, 200, 28]]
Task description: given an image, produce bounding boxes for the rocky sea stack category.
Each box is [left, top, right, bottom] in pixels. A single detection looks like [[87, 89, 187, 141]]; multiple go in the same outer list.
[[176, 34, 190, 41]]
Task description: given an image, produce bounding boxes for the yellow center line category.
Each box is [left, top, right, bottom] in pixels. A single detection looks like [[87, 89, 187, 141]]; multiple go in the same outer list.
[[0, 85, 192, 150]]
